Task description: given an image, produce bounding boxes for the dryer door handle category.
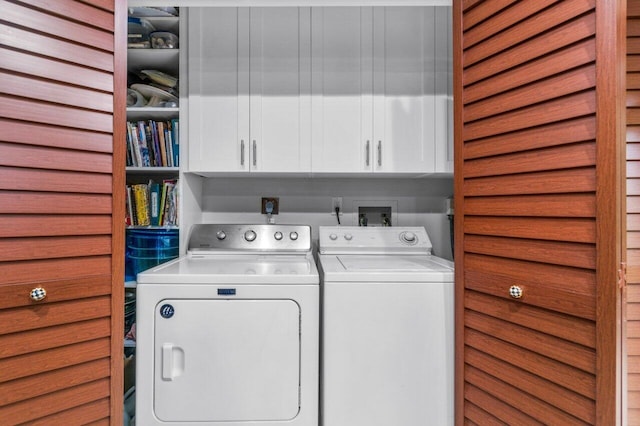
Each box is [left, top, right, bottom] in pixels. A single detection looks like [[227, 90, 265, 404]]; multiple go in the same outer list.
[[162, 343, 185, 381]]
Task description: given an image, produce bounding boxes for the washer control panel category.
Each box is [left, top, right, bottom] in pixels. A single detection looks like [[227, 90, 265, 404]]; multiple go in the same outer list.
[[319, 226, 432, 254], [189, 224, 312, 252]]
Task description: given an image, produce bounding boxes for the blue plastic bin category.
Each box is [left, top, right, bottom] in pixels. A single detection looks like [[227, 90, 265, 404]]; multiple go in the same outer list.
[[125, 229, 179, 281]]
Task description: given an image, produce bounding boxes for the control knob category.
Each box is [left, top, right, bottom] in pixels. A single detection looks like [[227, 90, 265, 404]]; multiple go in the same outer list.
[[329, 234, 338, 241], [274, 231, 283, 241], [290, 232, 299, 241], [216, 231, 226, 240], [401, 232, 417, 244], [344, 234, 353, 241], [244, 230, 257, 242]]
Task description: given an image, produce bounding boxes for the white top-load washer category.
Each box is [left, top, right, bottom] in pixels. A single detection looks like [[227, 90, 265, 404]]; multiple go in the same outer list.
[[318, 226, 454, 426], [135, 224, 319, 426]]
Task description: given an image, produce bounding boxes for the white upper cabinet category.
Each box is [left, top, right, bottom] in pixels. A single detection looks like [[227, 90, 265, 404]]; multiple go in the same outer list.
[[311, 6, 450, 175], [189, 6, 451, 176], [310, 7, 373, 173], [189, 7, 245, 173], [250, 8, 312, 173], [433, 6, 453, 174], [189, 7, 311, 175], [373, 6, 436, 174]]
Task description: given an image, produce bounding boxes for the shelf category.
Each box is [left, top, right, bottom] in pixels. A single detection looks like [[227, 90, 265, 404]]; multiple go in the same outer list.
[[126, 225, 178, 230], [126, 106, 179, 120], [127, 48, 179, 74], [126, 166, 179, 173], [132, 15, 179, 33]]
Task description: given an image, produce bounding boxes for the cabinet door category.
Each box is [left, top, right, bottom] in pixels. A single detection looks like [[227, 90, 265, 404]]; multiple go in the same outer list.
[[311, 7, 374, 173], [373, 7, 437, 174], [188, 8, 250, 173], [0, 0, 124, 422], [433, 6, 453, 174], [250, 7, 311, 173], [455, 1, 621, 424]]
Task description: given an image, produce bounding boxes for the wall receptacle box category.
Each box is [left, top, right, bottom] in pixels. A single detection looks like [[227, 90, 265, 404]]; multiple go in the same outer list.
[[352, 200, 398, 226], [261, 197, 279, 214]]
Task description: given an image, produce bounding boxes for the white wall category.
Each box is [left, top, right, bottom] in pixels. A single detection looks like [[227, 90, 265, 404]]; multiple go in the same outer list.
[[198, 176, 454, 260]]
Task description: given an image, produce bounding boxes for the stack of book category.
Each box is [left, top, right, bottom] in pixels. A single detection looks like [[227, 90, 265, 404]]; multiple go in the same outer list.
[[126, 119, 179, 167], [126, 179, 178, 227]]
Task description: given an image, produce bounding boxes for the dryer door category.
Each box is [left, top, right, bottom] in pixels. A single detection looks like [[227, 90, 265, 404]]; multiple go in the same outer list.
[[153, 299, 301, 422]]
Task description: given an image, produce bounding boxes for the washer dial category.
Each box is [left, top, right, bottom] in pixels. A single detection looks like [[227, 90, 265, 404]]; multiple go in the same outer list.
[[400, 231, 418, 245]]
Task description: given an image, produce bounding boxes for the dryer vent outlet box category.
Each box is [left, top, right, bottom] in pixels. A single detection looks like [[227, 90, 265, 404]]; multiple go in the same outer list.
[[261, 197, 279, 215]]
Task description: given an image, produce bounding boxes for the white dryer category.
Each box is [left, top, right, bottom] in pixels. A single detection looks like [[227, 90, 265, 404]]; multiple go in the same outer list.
[[318, 226, 454, 426], [135, 224, 319, 426]]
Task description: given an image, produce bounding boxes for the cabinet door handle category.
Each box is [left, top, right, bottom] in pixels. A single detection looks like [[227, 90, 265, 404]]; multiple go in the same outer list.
[[509, 285, 523, 299], [377, 140, 382, 167], [252, 140, 257, 167], [366, 140, 370, 166], [30, 287, 47, 302], [240, 140, 245, 166]]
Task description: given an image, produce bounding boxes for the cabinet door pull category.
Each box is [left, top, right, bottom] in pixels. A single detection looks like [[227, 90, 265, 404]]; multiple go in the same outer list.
[[240, 140, 245, 166], [30, 287, 47, 302], [366, 140, 370, 166], [377, 140, 382, 167], [252, 140, 257, 167], [509, 285, 523, 299]]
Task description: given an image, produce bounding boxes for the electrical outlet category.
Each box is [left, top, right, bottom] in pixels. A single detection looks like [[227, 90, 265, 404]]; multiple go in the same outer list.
[[261, 197, 279, 215], [331, 197, 343, 215]]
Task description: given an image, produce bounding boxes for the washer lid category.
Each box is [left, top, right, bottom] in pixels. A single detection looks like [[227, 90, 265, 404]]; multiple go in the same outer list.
[[339, 255, 452, 271], [320, 254, 453, 283], [136, 253, 319, 284]]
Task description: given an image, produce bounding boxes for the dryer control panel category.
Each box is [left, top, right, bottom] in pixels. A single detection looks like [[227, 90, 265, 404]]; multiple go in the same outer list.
[[189, 224, 312, 253], [319, 226, 432, 255]]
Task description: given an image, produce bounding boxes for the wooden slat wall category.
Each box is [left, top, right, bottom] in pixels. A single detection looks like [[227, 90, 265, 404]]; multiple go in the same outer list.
[[629, 1, 640, 424], [0, 0, 124, 424], [455, 0, 622, 424]]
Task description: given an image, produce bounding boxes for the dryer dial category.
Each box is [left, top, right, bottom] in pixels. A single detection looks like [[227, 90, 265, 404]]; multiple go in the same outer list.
[[244, 230, 257, 242]]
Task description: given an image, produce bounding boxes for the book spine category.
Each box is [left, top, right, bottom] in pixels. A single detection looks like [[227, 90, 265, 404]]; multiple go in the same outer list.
[[127, 122, 141, 167], [149, 181, 160, 226], [125, 124, 132, 167], [137, 122, 150, 167], [157, 121, 168, 167], [132, 183, 150, 226], [171, 118, 179, 167], [158, 182, 168, 226], [146, 121, 158, 167], [165, 123, 172, 168], [162, 179, 178, 226], [125, 185, 134, 226]]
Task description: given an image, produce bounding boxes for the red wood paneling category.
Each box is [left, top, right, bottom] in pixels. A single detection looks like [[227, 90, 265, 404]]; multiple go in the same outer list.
[[629, 2, 640, 424], [0, 0, 122, 423], [456, 0, 623, 423]]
